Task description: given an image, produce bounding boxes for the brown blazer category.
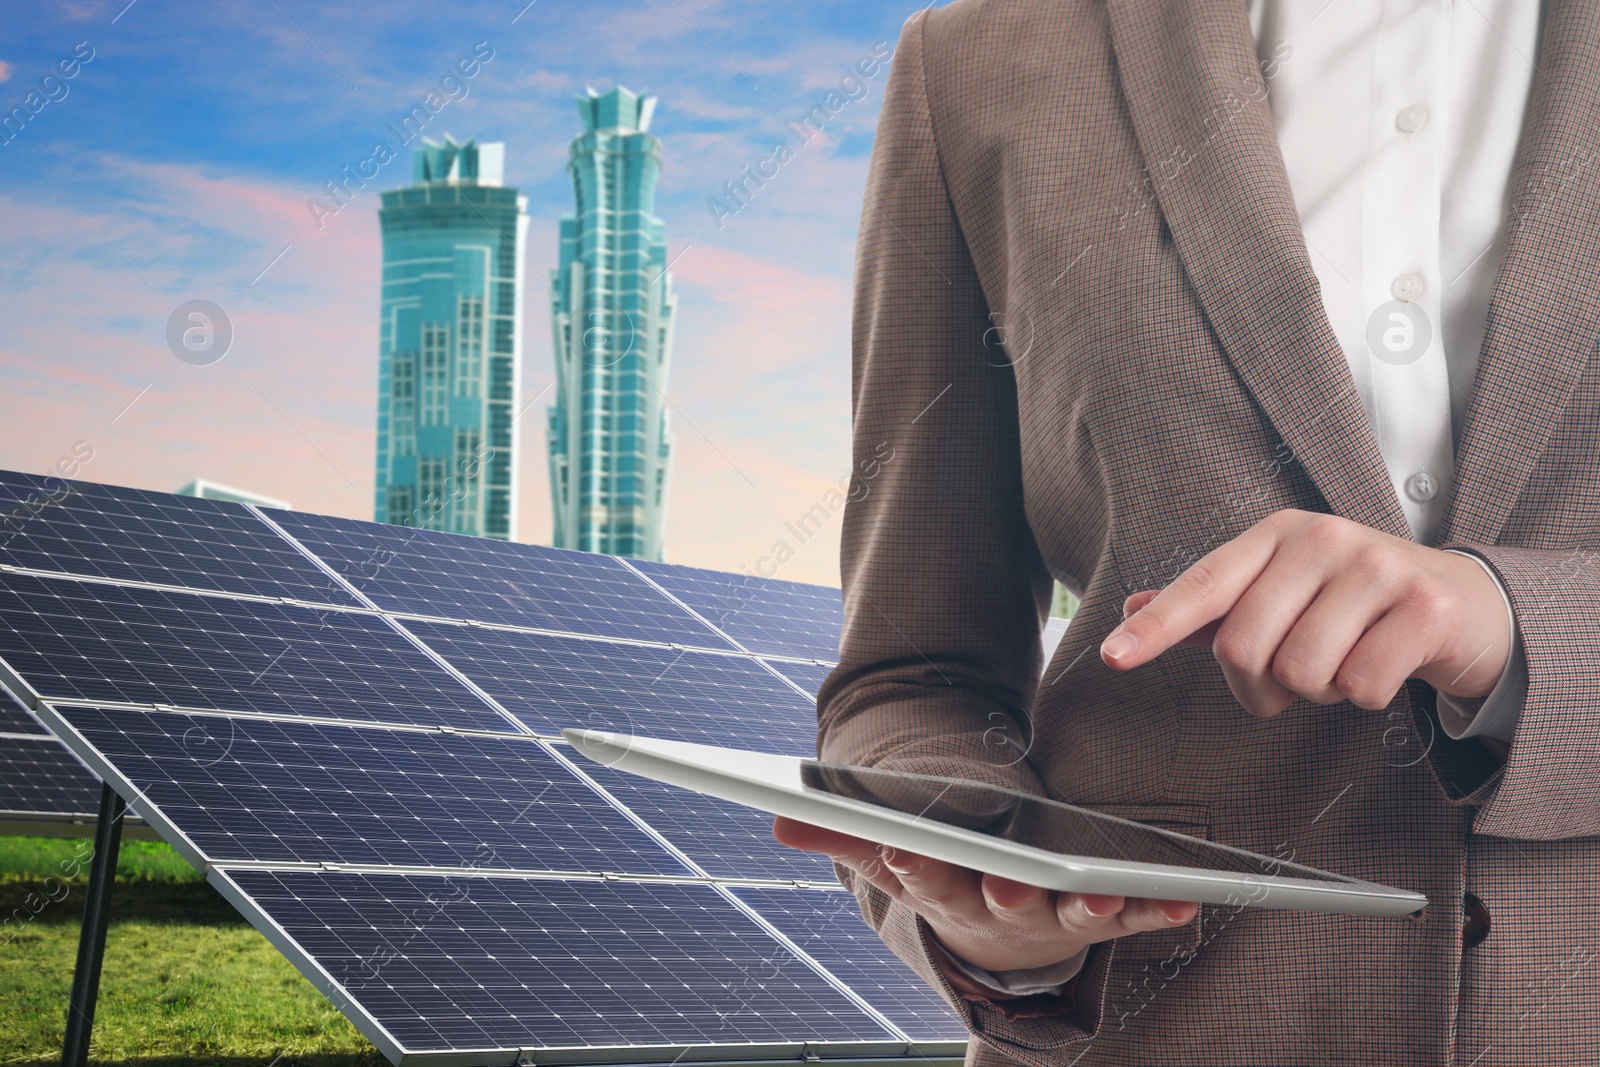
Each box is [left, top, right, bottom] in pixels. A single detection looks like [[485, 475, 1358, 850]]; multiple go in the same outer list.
[[818, 1, 1600, 1064]]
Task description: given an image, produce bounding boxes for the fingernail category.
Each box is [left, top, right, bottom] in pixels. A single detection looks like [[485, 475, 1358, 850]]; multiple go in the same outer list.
[[1083, 895, 1121, 917], [880, 846, 916, 874], [1101, 629, 1140, 661]]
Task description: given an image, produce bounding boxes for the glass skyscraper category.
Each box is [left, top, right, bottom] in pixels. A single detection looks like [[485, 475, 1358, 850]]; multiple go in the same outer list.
[[548, 87, 676, 560], [375, 136, 526, 540]]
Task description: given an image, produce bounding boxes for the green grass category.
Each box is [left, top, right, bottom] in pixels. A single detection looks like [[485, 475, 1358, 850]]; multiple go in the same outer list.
[[0, 836, 203, 883], [0, 836, 385, 1067]]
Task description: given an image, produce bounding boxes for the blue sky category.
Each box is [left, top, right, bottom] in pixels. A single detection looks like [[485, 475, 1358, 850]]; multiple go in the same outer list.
[[0, 0, 925, 585]]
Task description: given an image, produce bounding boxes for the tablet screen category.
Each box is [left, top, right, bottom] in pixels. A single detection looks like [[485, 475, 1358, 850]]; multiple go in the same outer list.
[[800, 760, 1373, 890], [563, 728, 1424, 912]]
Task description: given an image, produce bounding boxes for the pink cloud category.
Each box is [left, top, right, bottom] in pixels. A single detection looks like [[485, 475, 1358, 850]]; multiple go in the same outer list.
[[0, 159, 382, 520], [671, 243, 849, 374]]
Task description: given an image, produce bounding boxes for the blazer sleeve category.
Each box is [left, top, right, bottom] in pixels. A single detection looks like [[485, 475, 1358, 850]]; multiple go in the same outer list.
[[1431, 542, 1600, 840], [817, 10, 1117, 1056], [818, 9, 1052, 796]]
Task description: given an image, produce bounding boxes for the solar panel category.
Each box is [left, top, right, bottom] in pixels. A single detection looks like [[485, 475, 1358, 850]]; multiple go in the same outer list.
[[51, 706, 687, 875], [405, 621, 819, 754], [0, 471, 356, 605], [213, 870, 901, 1059], [0, 573, 512, 732], [633, 561, 842, 660], [579, 761, 839, 884], [272, 512, 736, 648], [732, 887, 968, 1042]]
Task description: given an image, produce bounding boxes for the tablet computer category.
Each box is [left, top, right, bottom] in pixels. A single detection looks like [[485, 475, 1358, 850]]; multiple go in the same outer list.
[[564, 729, 1427, 917]]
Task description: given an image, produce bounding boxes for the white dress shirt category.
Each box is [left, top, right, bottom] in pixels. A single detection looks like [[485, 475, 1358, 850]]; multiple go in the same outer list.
[[1253, 0, 1535, 746], [944, 0, 1540, 998]]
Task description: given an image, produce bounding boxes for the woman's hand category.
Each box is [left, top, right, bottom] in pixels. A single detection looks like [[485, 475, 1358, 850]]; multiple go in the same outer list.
[[1101, 509, 1512, 717], [773, 817, 1198, 973]]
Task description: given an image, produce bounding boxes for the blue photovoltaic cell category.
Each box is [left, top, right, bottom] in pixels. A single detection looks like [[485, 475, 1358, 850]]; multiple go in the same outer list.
[[0, 702, 46, 734], [634, 560, 843, 661], [56, 706, 688, 874], [0, 573, 509, 732], [407, 621, 817, 754], [581, 762, 838, 884], [0, 735, 103, 818], [768, 660, 835, 700], [0, 469, 356, 605], [273, 511, 735, 648], [221, 871, 895, 1052], [733, 887, 967, 1042]]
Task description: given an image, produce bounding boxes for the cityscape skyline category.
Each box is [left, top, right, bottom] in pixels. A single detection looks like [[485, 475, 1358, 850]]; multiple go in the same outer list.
[[0, 0, 899, 587]]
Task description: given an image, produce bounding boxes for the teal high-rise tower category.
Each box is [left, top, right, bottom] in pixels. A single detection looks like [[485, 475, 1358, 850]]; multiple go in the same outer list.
[[375, 136, 526, 539], [548, 87, 676, 560]]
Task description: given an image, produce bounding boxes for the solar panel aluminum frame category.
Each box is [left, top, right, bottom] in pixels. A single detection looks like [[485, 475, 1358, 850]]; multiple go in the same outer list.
[[0, 804, 160, 842], [205, 867, 967, 1067]]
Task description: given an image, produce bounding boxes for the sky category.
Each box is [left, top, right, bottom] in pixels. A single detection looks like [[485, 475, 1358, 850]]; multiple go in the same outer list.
[[0, 0, 924, 587]]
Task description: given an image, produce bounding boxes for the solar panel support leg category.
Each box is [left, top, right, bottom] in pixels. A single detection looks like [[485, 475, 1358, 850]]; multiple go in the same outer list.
[[62, 782, 126, 1067]]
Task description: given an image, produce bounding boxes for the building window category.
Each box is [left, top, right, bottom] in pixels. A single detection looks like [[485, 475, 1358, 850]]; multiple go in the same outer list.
[[386, 485, 415, 527], [455, 296, 484, 399], [486, 487, 510, 539], [418, 455, 447, 530], [422, 322, 450, 426], [452, 428, 482, 534], [391, 350, 417, 456]]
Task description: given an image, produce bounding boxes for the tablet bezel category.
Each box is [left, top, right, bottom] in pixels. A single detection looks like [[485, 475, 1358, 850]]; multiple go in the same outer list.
[[562, 729, 1427, 918]]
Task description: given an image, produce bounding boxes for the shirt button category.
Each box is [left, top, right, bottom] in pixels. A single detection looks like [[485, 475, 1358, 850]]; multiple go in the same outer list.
[[1391, 272, 1426, 302], [1406, 472, 1439, 502], [1396, 104, 1429, 133]]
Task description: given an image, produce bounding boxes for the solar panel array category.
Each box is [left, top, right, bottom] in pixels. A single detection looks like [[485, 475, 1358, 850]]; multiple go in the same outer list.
[[0, 469, 966, 1066]]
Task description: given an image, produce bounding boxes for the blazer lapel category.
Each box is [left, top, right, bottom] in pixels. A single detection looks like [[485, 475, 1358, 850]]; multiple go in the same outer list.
[[1436, 0, 1600, 547], [1104, 0, 1413, 540]]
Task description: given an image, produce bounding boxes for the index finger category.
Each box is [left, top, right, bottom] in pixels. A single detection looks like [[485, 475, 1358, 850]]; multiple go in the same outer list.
[[1101, 520, 1282, 669]]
